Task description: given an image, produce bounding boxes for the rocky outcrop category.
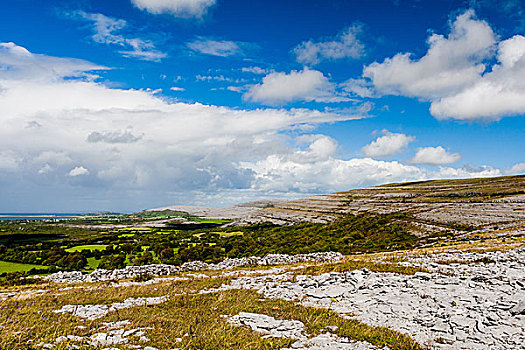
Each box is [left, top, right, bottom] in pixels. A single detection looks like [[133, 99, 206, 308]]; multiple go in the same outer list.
[[41, 252, 344, 284], [54, 296, 168, 320], [147, 199, 285, 219], [228, 312, 383, 349], [46, 247, 524, 349], [238, 175, 525, 234], [215, 248, 525, 350]]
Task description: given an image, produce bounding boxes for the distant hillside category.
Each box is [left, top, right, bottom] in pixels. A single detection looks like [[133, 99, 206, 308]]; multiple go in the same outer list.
[[151, 175, 525, 237], [147, 199, 285, 220], [241, 175, 525, 236]]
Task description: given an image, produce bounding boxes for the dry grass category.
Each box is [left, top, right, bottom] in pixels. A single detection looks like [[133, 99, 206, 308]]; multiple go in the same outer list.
[[2, 231, 522, 350], [0, 272, 421, 350]]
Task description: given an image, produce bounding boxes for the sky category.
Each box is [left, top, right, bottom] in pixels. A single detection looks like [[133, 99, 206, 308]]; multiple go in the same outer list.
[[0, 0, 524, 212]]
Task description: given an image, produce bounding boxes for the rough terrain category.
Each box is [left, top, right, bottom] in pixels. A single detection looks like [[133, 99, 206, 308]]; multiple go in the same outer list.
[[3, 242, 522, 350], [2, 175, 524, 349], [151, 176, 525, 238], [214, 248, 525, 349]]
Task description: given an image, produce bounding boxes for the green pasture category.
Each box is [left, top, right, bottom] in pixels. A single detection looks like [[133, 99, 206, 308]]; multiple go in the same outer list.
[[65, 244, 108, 253], [118, 233, 135, 238], [86, 257, 101, 270], [215, 231, 243, 237], [194, 231, 243, 238], [0, 260, 49, 274], [191, 218, 232, 224]]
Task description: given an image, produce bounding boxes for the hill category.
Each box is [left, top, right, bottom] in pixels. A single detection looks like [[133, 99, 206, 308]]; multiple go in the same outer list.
[[152, 175, 525, 238], [1, 175, 524, 349]]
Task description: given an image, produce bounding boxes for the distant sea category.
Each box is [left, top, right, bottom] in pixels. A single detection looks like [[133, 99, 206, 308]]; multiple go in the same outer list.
[[0, 213, 83, 221]]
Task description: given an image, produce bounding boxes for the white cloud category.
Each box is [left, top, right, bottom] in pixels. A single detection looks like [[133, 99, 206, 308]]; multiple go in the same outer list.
[[226, 86, 245, 93], [241, 138, 425, 193], [364, 10, 495, 100], [38, 164, 53, 175], [131, 0, 216, 18], [363, 9, 525, 120], [293, 25, 365, 65], [240, 137, 500, 194], [0, 42, 511, 211], [0, 42, 369, 210], [68, 166, 90, 177], [170, 86, 185, 91], [0, 151, 21, 171], [435, 165, 501, 179], [69, 11, 166, 62], [410, 146, 461, 165], [430, 34, 525, 120], [196, 74, 245, 83], [340, 78, 375, 98], [243, 68, 348, 105], [361, 131, 414, 158], [187, 38, 244, 57], [0, 42, 107, 81], [505, 162, 525, 174], [241, 66, 270, 74]]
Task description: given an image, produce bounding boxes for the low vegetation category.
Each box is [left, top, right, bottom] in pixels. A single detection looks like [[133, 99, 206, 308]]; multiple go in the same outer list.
[[0, 212, 438, 277], [0, 275, 421, 350]]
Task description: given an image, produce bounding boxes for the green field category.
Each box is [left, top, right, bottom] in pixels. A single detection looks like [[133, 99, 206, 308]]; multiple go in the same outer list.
[[118, 233, 135, 238], [86, 257, 101, 270], [117, 227, 154, 232], [191, 218, 232, 224], [65, 244, 108, 253], [0, 261, 49, 273], [215, 231, 243, 237]]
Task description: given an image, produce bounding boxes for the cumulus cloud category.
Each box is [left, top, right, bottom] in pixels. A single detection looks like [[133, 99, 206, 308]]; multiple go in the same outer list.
[[131, 0, 216, 18], [244, 68, 348, 105], [410, 146, 461, 165], [0, 42, 369, 210], [241, 66, 270, 74], [240, 137, 500, 194], [0, 42, 107, 81], [293, 25, 365, 65], [505, 162, 525, 174], [361, 131, 414, 158], [430, 34, 525, 119], [0, 42, 511, 211], [340, 78, 375, 98], [68, 166, 90, 177], [187, 38, 244, 57], [363, 9, 525, 120], [240, 136, 424, 193], [435, 165, 501, 179], [68, 11, 166, 61], [364, 10, 495, 100]]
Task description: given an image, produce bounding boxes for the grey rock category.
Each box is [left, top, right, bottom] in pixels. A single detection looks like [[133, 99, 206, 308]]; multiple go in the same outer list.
[[216, 248, 525, 350], [42, 252, 344, 284], [228, 312, 306, 339], [510, 300, 525, 315]]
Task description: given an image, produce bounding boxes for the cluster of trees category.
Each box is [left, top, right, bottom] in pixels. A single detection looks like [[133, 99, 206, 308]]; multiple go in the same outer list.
[[224, 213, 419, 256], [1, 213, 427, 273], [94, 213, 422, 269], [0, 245, 86, 270]]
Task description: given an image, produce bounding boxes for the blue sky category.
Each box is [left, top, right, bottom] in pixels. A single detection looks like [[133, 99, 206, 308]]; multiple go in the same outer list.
[[0, 0, 524, 212]]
